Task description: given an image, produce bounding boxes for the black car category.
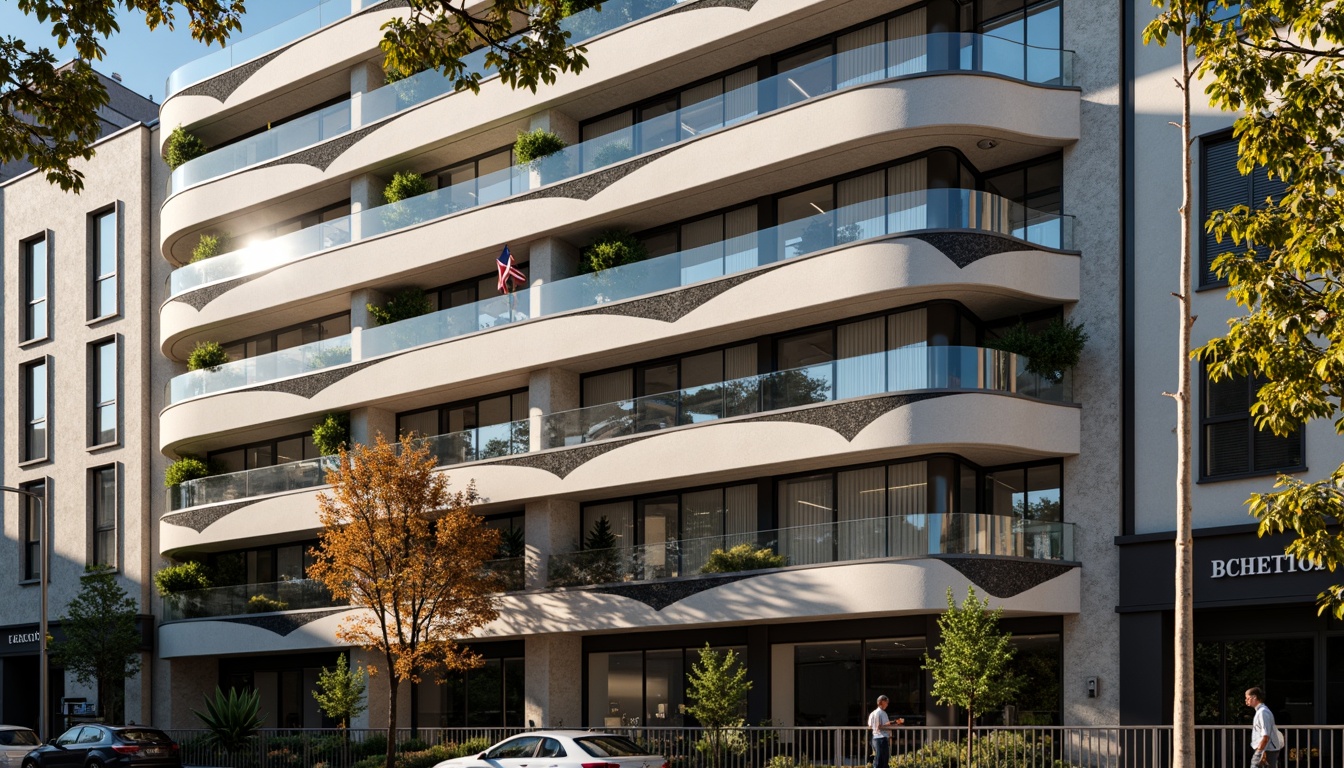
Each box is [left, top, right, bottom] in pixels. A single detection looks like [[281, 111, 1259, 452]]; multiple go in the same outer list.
[[22, 726, 180, 768]]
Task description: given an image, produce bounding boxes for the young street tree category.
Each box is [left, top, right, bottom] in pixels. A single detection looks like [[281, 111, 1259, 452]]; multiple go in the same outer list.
[[308, 435, 500, 768], [923, 587, 1019, 762], [1190, 0, 1344, 621], [50, 566, 143, 723], [5, 0, 589, 192], [314, 653, 368, 729], [684, 645, 751, 768]]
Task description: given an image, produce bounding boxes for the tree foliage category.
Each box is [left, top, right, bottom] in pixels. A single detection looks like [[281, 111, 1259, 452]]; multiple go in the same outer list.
[[308, 434, 500, 768], [312, 412, 351, 456], [1175, 0, 1344, 619], [379, 0, 590, 97], [923, 587, 1020, 759], [314, 653, 368, 729], [50, 566, 143, 724], [1, 2, 245, 191], [684, 645, 751, 768]]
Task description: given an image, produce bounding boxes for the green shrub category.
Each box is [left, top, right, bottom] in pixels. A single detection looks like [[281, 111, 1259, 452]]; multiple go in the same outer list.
[[368, 288, 433, 326], [590, 139, 634, 169], [187, 340, 230, 372], [164, 455, 213, 488], [154, 561, 211, 596], [397, 738, 429, 753], [449, 738, 492, 758], [311, 412, 350, 456], [701, 543, 787, 574], [356, 733, 387, 759], [383, 171, 433, 205], [579, 228, 648, 274], [191, 233, 228, 263], [165, 125, 208, 170], [193, 687, 262, 754], [513, 128, 568, 165], [246, 594, 288, 613], [987, 317, 1089, 380]]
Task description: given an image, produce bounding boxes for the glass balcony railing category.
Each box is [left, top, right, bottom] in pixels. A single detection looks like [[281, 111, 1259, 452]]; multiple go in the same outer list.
[[161, 560, 526, 621], [167, 189, 1073, 403], [544, 346, 1073, 448], [160, 578, 343, 622], [167, 32, 1077, 198], [166, 0, 382, 96], [167, 422, 531, 511], [547, 513, 1076, 587]]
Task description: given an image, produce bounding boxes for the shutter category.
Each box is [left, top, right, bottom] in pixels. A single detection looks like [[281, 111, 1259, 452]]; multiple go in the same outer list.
[[1253, 428, 1302, 472], [1206, 421, 1250, 476], [1250, 166, 1289, 261], [1201, 136, 1249, 286]]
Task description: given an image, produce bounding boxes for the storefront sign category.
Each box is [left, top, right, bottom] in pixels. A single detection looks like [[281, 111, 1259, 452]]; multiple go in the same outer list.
[[1210, 554, 1327, 579], [6, 632, 39, 646]]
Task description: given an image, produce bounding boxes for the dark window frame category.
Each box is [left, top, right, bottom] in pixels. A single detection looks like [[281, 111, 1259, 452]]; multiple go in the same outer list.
[[396, 389, 530, 438], [89, 336, 119, 448], [20, 232, 50, 344], [21, 357, 50, 464], [1199, 365, 1305, 481], [89, 204, 120, 321], [206, 431, 321, 472], [1198, 129, 1288, 289], [20, 479, 46, 583], [90, 465, 118, 569]]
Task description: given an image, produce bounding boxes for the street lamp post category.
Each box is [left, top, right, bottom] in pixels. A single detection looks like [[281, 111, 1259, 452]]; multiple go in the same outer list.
[[1, 486, 49, 741]]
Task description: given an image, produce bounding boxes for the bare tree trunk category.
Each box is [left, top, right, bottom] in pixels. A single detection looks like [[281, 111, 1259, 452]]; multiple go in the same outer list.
[[386, 677, 399, 768], [1173, 24, 1196, 768]]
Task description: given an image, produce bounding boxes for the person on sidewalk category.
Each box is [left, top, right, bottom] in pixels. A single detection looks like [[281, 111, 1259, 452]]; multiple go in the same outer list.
[[1245, 687, 1281, 768], [867, 695, 904, 768]]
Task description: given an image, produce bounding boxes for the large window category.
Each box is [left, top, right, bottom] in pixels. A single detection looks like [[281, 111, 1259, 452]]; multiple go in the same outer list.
[[1202, 371, 1303, 479], [91, 208, 118, 319], [21, 481, 44, 582], [588, 646, 745, 727], [1200, 133, 1287, 286], [90, 466, 117, 568], [978, 0, 1063, 83], [22, 358, 48, 462], [237, 200, 352, 250], [418, 654, 525, 727], [1195, 638, 1314, 725], [435, 148, 515, 209], [207, 433, 320, 474], [221, 312, 350, 362], [581, 484, 758, 578], [22, 235, 48, 343], [90, 339, 118, 446], [397, 390, 529, 463]]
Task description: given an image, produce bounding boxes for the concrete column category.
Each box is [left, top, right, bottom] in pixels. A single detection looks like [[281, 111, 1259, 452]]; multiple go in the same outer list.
[[349, 58, 385, 128], [524, 498, 580, 590], [161, 657, 216, 728], [528, 109, 580, 146], [524, 634, 582, 728], [351, 406, 397, 446], [349, 173, 384, 241], [350, 286, 388, 359], [526, 237, 580, 317], [349, 648, 379, 730], [361, 646, 413, 728], [528, 367, 579, 451]]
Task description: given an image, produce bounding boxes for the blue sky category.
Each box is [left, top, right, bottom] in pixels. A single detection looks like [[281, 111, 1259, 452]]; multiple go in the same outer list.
[[0, 0, 334, 102]]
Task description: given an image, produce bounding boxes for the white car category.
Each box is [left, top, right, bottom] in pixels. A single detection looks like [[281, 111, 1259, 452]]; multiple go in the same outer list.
[[0, 726, 39, 768], [434, 731, 667, 768]]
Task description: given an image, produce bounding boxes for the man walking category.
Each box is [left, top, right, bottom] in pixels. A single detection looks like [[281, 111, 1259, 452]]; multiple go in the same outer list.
[[867, 695, 904, 768], [1245, 687, 1281, 768]]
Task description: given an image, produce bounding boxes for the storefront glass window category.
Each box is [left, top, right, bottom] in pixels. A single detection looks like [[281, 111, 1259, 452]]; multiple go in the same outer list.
[[795, 642, 863, 726], [590, 651, 644, 727], [646, 650, 685, 726], [864, 638, 927, 721], [1328, 637, 1344, 724], [1193, 638, 1314, 725]]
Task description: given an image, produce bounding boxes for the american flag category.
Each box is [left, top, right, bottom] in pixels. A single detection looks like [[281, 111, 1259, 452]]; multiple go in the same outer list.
[[496, 245, 526, 294]]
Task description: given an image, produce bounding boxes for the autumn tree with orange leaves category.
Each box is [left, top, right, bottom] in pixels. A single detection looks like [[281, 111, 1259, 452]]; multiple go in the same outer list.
[[308, 435, 500, 768]]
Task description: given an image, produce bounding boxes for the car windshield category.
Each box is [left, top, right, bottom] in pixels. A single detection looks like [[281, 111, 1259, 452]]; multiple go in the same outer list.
[[576, 736, 649, 757], [116, 730, 172, 744], [0, 730, 39, 747]]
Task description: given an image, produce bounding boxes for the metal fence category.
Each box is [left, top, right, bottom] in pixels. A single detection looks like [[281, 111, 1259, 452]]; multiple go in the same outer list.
[[163, 725, 1344, 768]]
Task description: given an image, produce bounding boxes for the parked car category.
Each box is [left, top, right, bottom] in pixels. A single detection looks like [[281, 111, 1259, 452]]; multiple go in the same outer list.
[[21, 725, 180, 768], [433, 731, 668, 768], [0, 726, 40, 768]]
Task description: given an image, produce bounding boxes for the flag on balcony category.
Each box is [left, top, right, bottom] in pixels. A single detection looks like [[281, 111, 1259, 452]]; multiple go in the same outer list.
[[497, 245, 526, 294]]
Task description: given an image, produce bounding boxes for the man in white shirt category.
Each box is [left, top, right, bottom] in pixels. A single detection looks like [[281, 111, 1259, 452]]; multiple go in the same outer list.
[[1245, 687, 1280, 768], [867, 695, 904, 768]]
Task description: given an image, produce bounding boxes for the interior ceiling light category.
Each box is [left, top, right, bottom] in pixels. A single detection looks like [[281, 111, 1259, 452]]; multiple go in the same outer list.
[[977, 138, 999, 150]]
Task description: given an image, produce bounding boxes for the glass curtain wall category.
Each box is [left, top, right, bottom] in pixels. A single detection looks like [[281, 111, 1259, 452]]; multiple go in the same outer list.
[[579, 485, 758, 576], [221, 313, 351, 363], [588, 646, 746, 727], [794, 637, 929, 726], [397, 391, 530, 462]]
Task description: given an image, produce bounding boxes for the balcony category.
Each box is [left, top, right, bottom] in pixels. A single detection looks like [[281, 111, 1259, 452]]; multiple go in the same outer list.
[[166, 33, 1076, 199], [547, 514, 1075, 588], [160, 559, 524, 622], [165, 0, 382, 96], [165, 189, 1073, 404], [167, 345, 1072, 514]]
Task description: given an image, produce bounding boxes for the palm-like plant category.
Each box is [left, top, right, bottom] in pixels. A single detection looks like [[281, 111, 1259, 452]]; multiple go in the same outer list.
[[194, 686, 264, 754]]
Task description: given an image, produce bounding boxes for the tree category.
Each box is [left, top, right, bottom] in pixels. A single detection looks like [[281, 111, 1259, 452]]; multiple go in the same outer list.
[[1, 1, 246, 191], [922, 587, 1020, 763], [379, 0, 591, 96], [50, 566, 143, 723], [1142, 0, 1217, 762], [314, 653, 368, 729], [684, 644, 751, 768], [307, 434, 500, 768], [1188, 0, 1344, 621]]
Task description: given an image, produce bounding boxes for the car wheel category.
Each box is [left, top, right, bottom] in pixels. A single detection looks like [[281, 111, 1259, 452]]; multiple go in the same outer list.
[[22, 761, 37, 768], [86, 760, 103, 768]]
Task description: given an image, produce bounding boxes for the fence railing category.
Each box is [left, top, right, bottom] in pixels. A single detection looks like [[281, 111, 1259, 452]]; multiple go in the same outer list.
[[157, 725, 1344, 768]]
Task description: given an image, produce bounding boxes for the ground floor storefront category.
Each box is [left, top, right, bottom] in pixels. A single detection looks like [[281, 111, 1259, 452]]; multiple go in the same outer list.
[[1118, 525, 1344, 726]]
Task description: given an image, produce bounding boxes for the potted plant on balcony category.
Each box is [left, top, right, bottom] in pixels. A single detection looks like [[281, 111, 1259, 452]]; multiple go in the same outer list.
[[700, 543, 786, 574], [514, 128, 571, 184], [380, 170, 434, 232], [986, 316, 1088, 389], [165, 125, 208, 171], [312, 412, 351, 456], [154, 560, 212, 620], [579, 228, 650, 303]]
